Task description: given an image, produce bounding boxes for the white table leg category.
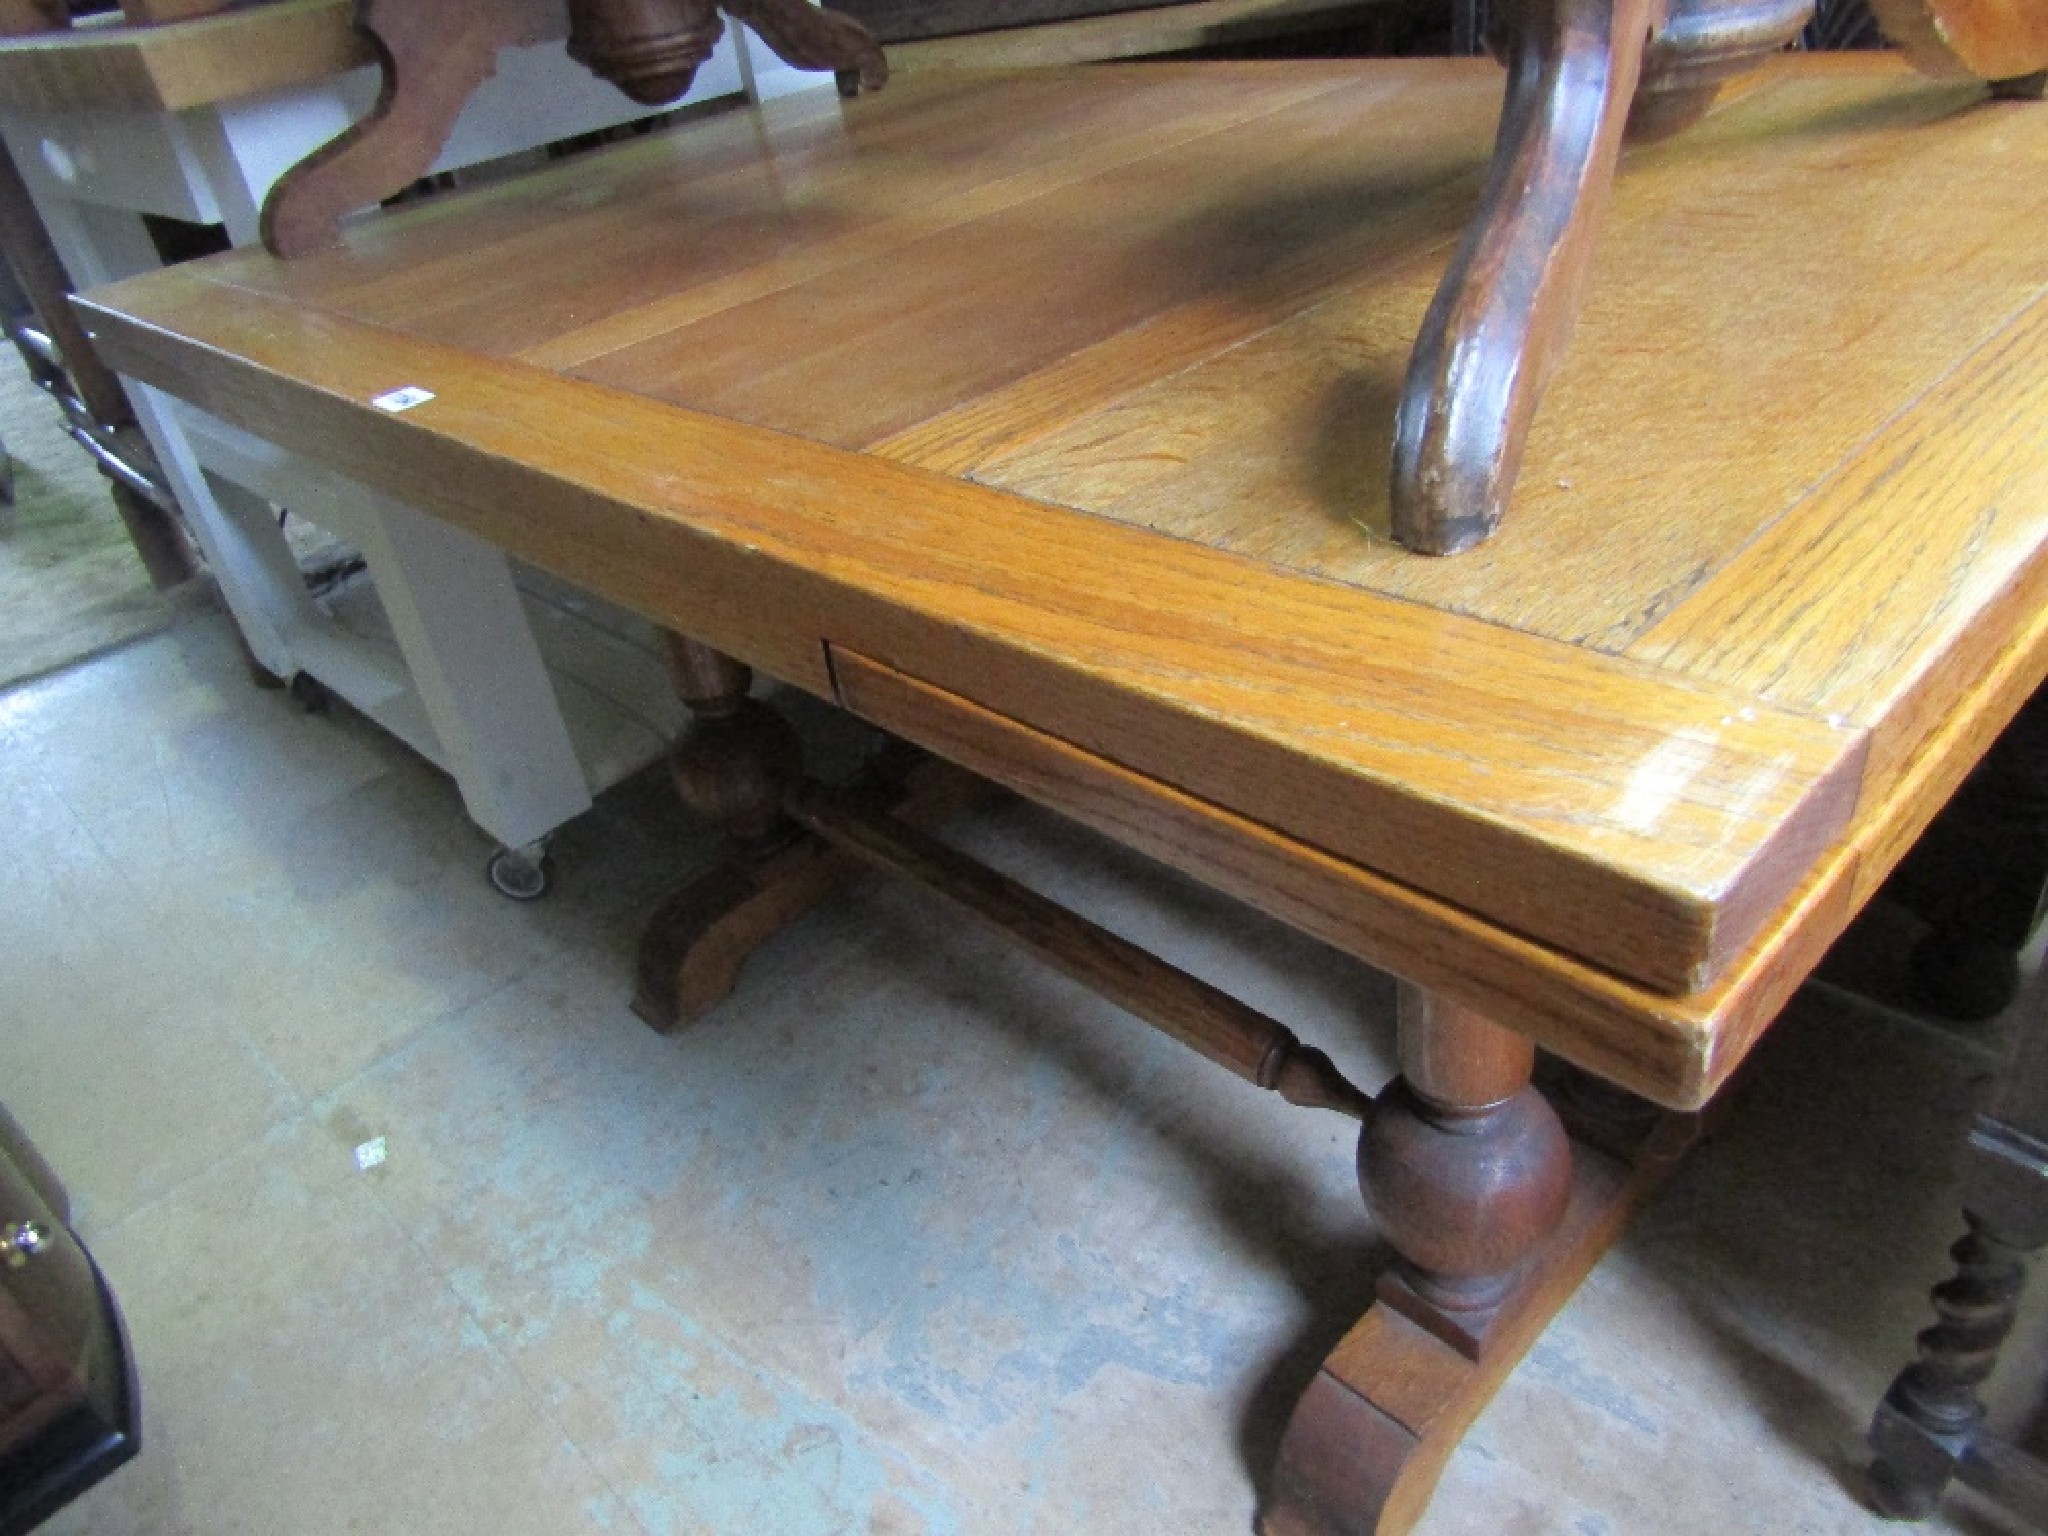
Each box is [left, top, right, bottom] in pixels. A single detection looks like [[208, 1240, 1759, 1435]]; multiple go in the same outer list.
[[347, 495, 592, 852]]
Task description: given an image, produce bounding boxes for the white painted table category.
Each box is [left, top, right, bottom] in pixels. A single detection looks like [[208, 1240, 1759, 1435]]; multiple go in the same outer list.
[[0, 4, 833, 881]]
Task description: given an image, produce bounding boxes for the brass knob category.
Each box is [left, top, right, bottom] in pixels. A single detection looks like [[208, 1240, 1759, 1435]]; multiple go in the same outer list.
[[3, 1220, 50, 1268]]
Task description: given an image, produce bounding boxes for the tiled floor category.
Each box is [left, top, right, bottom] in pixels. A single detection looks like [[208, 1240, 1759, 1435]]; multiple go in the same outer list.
[[5, 608, 2041, 1535]]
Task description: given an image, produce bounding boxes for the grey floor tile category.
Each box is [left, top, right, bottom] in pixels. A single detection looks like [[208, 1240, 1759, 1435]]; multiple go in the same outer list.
[[39, 1115, 631, 1536]]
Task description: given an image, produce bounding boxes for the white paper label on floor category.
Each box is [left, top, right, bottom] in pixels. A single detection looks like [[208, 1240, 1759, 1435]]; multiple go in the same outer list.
[[353, 1136, 388, 1171], [371, 386, 435, 413]]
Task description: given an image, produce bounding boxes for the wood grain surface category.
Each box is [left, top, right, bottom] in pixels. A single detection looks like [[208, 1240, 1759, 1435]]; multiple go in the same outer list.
[[1869, 0, 2048, 80], [73, 57, 2048, 1104], [79, 269, 1865, 999], [1631, 295, 2048, 805], [187, 58, 2048, 648], [967, 60, 2047, 644], [881, 0, 1381, 69], [0, 0, 372, 114]]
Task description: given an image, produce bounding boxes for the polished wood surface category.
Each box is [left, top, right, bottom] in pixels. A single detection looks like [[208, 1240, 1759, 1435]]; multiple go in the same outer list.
[[0, 0, 370, 113], [73, 55, 2048, 1535], [882, 0, 1381, 69], [1871, 0, 2048, 80], [77, 58, 2048, 1110], [78, 267, 1866, 1002]]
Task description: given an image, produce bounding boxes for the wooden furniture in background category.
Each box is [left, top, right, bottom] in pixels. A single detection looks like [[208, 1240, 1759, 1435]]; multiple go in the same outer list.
[[1879, 691, 2048, 1021], [77, 55, 2048, 1533], [0, 1106, 138, 1536], [0, 137, 197, 589], [0, 0, 371, 114], [829, 0, 1219, 40], [0, 4, 842, 889], [832, 0, 1398, 69], [260, 0, 888, 257], [1869, 935, 2048, 1526], [1871, 0, 2048, 82], [0, 0, 239, 32], [249, 0, 1822, 555]]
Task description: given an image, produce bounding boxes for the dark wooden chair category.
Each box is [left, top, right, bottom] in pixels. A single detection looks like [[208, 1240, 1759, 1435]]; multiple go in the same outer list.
[[0, 1106, 139, 1536], [1868, 952, 2048, 1526]]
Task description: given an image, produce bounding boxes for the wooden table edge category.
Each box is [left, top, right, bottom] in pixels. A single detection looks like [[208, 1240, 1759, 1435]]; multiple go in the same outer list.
[[77, 268, 2024, 1109], [0, 0, 374, 116], [77, 267, 1877, 1001]]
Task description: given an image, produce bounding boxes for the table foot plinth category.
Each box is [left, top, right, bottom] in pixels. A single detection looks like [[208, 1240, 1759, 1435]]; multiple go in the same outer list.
[[1267, 989, 1693, 1536], [635, 635, 994, 1031], [1267, 1135, 1678, 1536], [631, 769, 997, 1030], [632, 836, 847, 1029]]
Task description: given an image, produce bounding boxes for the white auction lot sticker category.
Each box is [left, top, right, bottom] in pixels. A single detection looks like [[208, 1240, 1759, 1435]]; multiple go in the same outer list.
[[372, 386, 436, 413]]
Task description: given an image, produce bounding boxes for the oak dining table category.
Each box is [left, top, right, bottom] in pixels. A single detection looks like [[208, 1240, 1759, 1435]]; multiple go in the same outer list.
[[73, 51, 2048, 1533]]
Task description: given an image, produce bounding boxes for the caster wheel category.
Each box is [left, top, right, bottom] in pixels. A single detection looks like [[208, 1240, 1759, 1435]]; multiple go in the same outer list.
[[487, 846, 552, 901], [287, 671, 331, 714]]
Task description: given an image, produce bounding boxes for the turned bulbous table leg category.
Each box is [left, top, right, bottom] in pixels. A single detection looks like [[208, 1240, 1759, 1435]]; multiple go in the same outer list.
[[666, 639, 802, 851], [1266, 986, 1686, 1536], [633, 636, 995, 1030], [633, 635, 831, 1029], [1360, 995, 1572, 1321]]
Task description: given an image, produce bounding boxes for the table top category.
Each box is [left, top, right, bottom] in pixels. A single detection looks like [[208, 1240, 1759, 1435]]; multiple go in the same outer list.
[[79, 54, 2048, 1106], [0, 0, 370, 115]]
